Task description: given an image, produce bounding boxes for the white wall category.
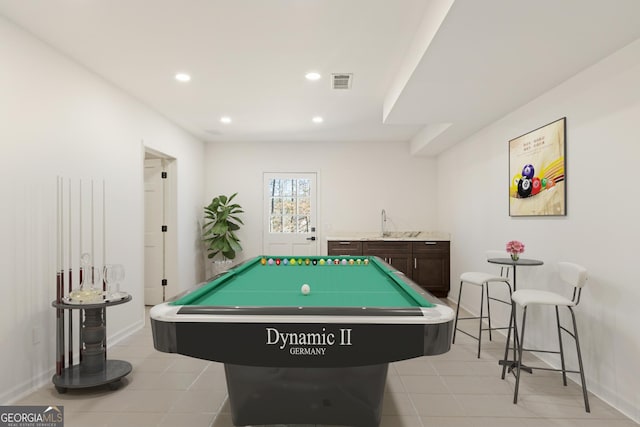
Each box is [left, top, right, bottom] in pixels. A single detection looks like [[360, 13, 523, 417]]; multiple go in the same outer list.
[[203, 140, 438, 265], [0, 17, 204, 403], [437, 38, 640, 422]]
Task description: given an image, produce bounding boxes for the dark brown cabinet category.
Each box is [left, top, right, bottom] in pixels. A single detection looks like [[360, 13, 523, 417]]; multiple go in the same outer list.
[[327, 239, 450, 297], [362, 241, 412, 278], [327, 240, 363, 256], [411, 241, 450, 298]]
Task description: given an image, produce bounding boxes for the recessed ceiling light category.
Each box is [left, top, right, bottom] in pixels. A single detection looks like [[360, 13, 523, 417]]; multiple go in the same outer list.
[[220, 116, 232, 124], [175, 73, 191, 82], [312, 116, 323, 123], [305, 72, 321, 81]]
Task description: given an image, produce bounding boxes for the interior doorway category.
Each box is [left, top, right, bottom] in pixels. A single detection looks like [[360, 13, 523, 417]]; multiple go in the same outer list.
[[144, 148, 177, 305]]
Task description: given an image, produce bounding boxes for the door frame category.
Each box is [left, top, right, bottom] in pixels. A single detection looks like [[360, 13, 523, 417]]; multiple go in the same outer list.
[[143, 146, 178, 304], [262, 171, 320, 256]]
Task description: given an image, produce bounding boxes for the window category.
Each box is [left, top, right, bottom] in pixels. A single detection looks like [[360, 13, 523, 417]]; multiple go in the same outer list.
[[268, 178, 311, 233]]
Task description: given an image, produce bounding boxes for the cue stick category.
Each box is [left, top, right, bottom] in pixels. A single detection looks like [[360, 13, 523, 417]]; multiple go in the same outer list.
[[79, 180, 83, 287], [55, 177, 62, 376], [68, 178, 73, 365], [102, 180, 106, 293], [102, 180, 108, 359], [91, 179, 95, 285], [60, 178, 66, 369], [78, 180, 83, 363]]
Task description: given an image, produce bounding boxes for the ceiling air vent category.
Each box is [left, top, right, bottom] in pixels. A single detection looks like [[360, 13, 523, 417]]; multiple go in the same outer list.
[[332, 73, 353, 90]]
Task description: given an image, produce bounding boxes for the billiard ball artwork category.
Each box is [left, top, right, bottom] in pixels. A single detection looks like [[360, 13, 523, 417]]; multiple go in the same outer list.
[[510, 162, 562, 199]]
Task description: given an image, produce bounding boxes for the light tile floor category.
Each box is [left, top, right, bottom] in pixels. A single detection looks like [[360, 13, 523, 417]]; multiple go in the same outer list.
[[16, 306, 637, 427]]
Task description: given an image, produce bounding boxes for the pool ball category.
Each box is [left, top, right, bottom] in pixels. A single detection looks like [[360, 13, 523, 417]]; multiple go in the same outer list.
[[546, 177, 556, 188], [305, 259, 310, 265], [319, 259, 325, 265], [511, 174, 522, 198], [517, 177, 532, 198], [363, 259, 369, 265], [531, 177, 541, 195], [326, 259, 332, 265], [312, 259, 317, 265], [522, 164, 535, 179], [268, 258, 274, 265], [301, 284, 310, 295], [290, 258, 296, 265], [282, 259, 289, 265], [348, 259, 355, 265], [260, 258, 267, 265], [356, 259, 362, 265], [276, 259, 281, 265], [541, 177, 548, 188], [334, 259, 340, 265], [298, 258, 303, 265]]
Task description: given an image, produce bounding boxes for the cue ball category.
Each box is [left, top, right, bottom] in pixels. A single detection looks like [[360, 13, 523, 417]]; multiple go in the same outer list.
[[301, 284, 310, 295]]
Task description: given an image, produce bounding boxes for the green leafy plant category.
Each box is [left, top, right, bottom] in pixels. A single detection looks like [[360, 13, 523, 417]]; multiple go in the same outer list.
[[203, 193, 244, 260]]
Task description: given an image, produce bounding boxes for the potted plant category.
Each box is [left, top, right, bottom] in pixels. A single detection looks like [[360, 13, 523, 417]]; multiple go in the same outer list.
[[203, 193, 244, 262]]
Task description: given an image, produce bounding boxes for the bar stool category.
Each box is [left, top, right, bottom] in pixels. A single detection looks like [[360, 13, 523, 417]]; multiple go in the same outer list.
[[453, 251, 512, 358], [502, 261, 590, 412]]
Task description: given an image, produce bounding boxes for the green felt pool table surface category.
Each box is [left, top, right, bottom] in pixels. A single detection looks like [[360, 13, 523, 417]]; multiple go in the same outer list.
[[173, 256, 435, 308]]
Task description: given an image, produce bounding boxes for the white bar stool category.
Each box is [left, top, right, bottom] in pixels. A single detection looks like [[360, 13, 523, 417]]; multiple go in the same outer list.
[[453, 251, 512, 358], [502, 261, 590, 412]]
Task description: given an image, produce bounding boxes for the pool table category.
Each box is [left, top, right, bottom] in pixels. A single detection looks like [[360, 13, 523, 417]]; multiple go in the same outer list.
[[151, 255, 453, 427]]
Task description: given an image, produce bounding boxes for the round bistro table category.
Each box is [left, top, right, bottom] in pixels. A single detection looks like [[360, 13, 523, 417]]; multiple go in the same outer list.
[[487, 258, 543, 373]]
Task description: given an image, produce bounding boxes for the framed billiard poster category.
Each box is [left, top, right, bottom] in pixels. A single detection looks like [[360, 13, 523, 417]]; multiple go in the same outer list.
[[509, 117, 566, 216]]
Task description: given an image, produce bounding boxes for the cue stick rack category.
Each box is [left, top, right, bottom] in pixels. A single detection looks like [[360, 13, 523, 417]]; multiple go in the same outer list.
[[53, 177, 131, 392]]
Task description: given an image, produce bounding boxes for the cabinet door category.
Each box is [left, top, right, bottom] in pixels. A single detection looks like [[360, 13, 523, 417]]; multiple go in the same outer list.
[[412, 241, 450, 297], [327, 241, 363, 256], [362, 241, 412, 278], [386, 255, 413, 278]]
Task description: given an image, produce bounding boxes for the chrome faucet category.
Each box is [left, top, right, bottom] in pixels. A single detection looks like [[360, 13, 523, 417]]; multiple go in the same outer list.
[[381, 209, 387, 237]]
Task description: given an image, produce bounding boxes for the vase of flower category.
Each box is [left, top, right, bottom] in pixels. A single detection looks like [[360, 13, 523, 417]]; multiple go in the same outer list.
[[506, 240, 525, 262]]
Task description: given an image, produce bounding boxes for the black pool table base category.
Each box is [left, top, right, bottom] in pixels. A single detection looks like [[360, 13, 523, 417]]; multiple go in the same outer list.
[[224, 363, 388, 427]]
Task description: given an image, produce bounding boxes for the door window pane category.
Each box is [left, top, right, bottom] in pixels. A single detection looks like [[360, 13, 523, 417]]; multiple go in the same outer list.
[[268, 178, 313, 234]]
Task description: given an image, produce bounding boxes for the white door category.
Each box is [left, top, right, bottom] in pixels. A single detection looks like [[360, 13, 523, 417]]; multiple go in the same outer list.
[[144, 158, 165, 305], [263, 172, 319, 256]]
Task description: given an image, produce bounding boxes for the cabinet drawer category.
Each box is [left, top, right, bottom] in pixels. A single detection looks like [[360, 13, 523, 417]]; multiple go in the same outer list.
[[327, 240, 363, 256], [363, 241, 411, 254], [412, 241, 450, 254]]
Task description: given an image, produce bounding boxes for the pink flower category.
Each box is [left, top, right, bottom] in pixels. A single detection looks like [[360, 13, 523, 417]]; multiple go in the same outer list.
[[506, 240, 525, 254]]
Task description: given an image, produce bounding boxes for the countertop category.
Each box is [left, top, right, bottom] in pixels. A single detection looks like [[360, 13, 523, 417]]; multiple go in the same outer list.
[[326, 231, 450, 242]]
